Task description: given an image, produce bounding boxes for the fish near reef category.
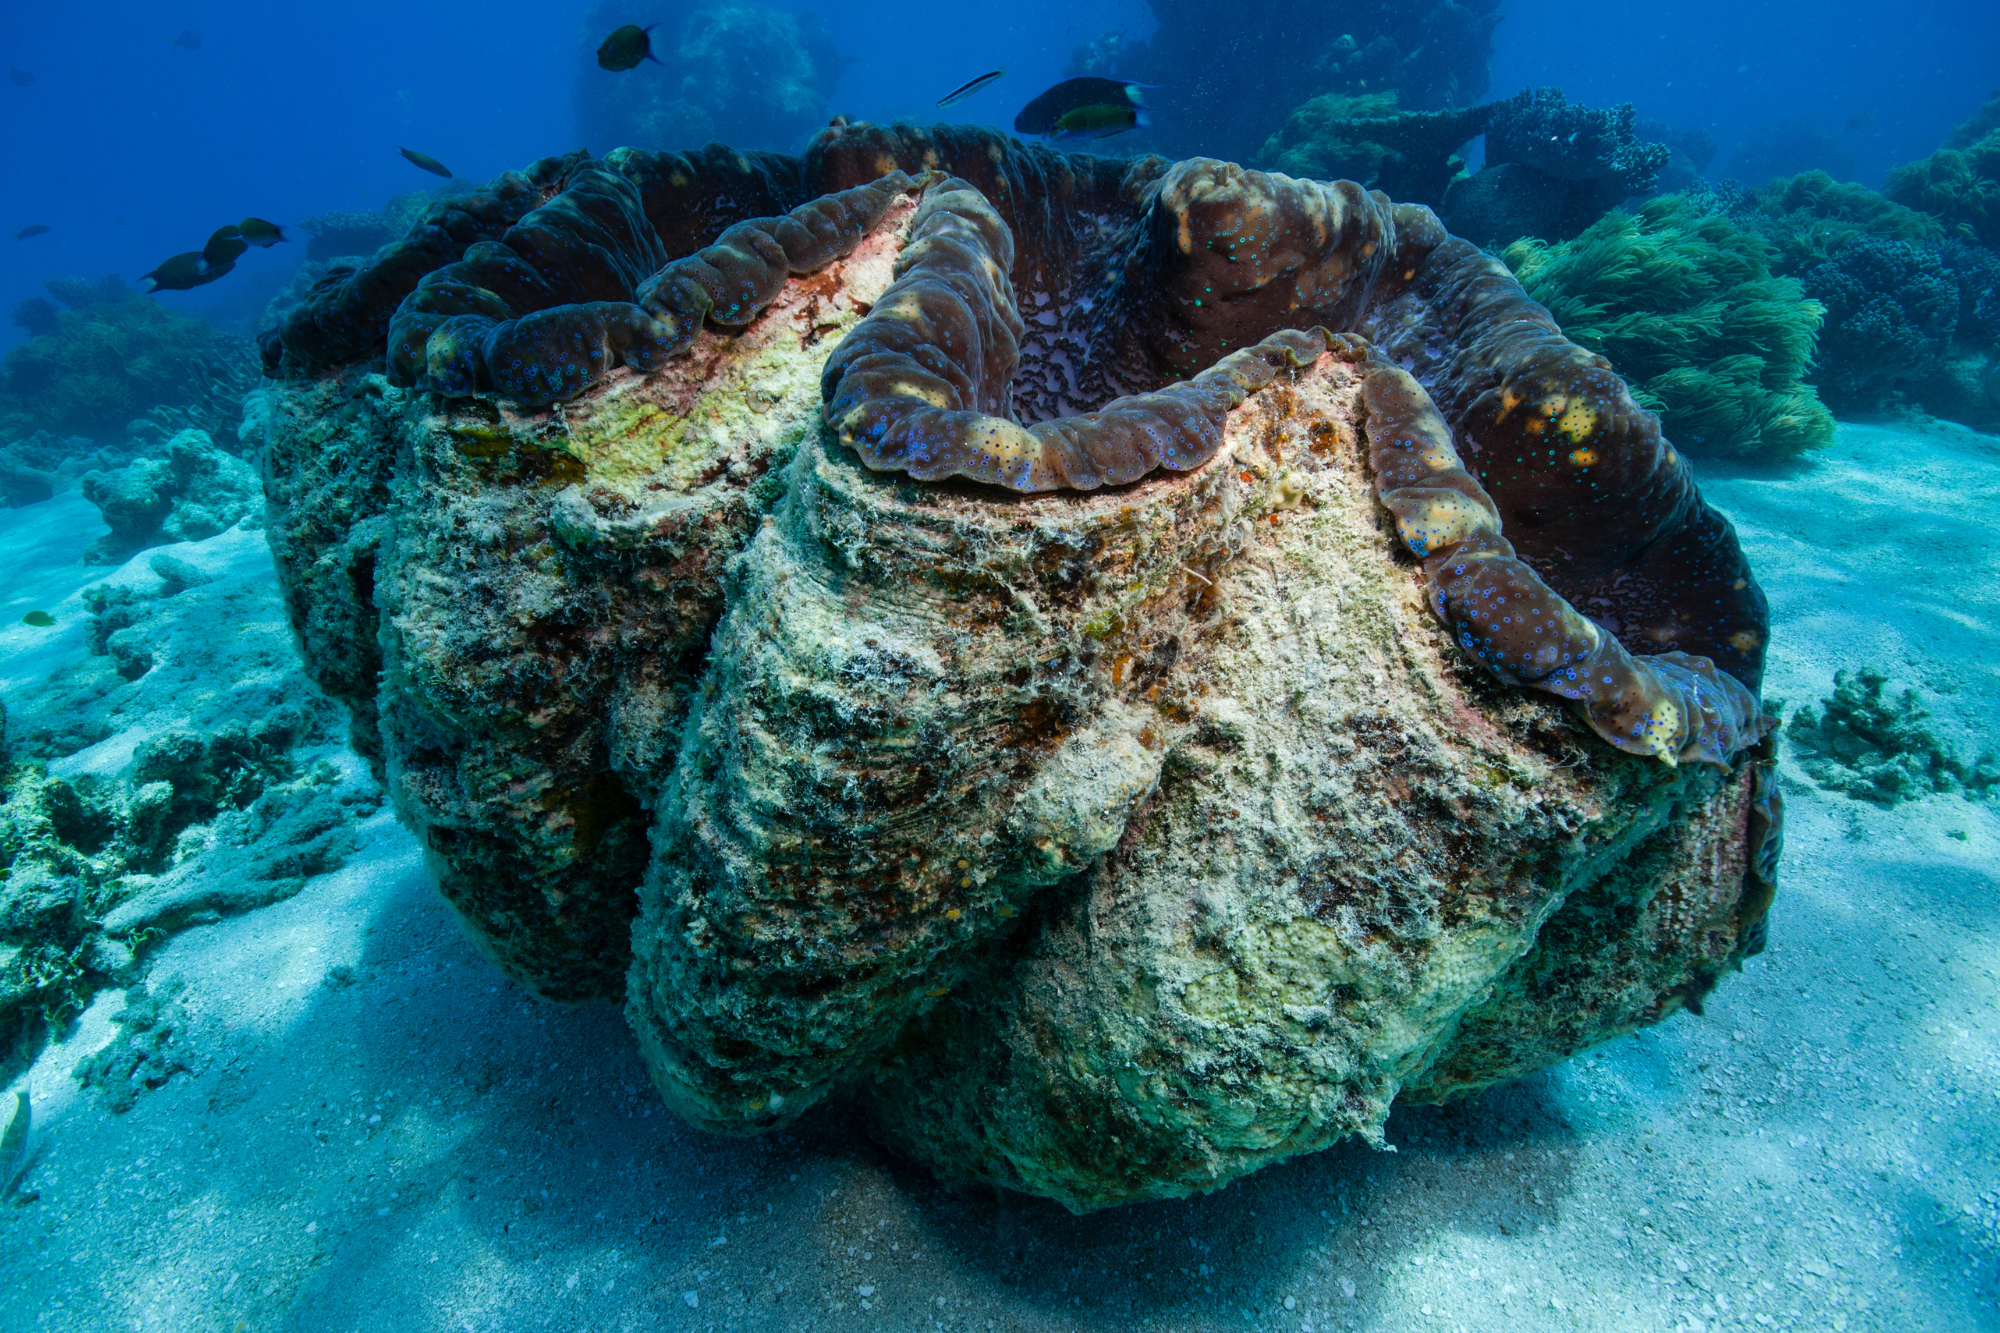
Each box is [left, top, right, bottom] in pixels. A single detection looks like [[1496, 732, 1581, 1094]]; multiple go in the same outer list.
[[140, 251, 231, 292], [399, 146, 453, 178], [200, 224, 248, 272], [597, 22, 661, 71], [20, 611, 54, 627], [12, 224, 49, 240], [1050, 103, 1148, 142], [238, 216, 287, 247], [938, 68, 1005, 107], [1014, 76, 1150, 137]]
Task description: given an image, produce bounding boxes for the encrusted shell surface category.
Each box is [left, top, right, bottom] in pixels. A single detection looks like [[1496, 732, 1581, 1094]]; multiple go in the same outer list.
[[260, 182, 1765, 1211]]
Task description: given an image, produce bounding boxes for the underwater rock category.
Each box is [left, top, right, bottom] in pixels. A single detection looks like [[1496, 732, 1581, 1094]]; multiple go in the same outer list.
[[259, 125, 1780, 1207], [1788, 668, 1999, 806], [78, 428, 259, 563], [0, 531, 369, 1079]]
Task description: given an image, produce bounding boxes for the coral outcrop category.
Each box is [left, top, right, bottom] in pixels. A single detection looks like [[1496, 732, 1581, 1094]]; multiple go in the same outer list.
[[78, 429, 260, 563], [0, 276, 254, 445], [1503, 195, 1835, 460], [1439, 88, 1670, 246], [1258, 93, 1488, 207], [1886, 93, 2000, 250], [257, 123, 1781, 1209], [1788, 669, 1999, 806]]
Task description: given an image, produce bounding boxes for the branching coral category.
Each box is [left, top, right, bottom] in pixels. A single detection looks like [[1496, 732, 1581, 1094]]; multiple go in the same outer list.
[[1798, 236, 1960, 414], [1503, 194, 1834, 460]]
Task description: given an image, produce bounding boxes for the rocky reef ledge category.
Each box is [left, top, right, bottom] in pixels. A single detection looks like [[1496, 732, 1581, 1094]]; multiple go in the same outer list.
[[255, 139, 1777, 1212]]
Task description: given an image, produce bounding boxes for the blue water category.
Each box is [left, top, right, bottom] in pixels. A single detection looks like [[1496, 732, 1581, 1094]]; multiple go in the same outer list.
[[0, 0, 1994, 343]]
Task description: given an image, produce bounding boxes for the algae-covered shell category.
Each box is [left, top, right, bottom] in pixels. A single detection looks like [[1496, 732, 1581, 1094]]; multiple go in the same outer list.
[[263, 185, 921, 999]]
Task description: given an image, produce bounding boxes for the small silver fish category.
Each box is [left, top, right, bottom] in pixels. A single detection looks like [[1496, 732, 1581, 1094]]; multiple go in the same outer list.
[[938, 67, 1005, 108]]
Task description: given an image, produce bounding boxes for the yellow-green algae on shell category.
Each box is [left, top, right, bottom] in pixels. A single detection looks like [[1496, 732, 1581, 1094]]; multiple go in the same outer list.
[[257, 186, 920, 1000]]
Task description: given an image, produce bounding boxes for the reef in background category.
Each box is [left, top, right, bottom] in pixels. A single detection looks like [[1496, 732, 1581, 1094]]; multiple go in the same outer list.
[[1503, 194, 1834, 461], [573, 0, 844, 155], [2, 277, 258, 449], [1068, 0, 1498, 164]]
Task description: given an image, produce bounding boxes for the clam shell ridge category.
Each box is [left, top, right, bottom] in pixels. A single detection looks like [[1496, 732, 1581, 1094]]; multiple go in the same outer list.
[[253, 128, 1781, 1208]]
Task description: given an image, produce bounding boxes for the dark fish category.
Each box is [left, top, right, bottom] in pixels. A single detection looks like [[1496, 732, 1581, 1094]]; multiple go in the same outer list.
[[1846, 109, 1877, 133], [1050, 103, 1148, 142], [238, 217, 287, 247], [597, 23, 661, 72], [1014, 76, 1151, 138], [167, 29, 201, 51], [199, 224, 248, 273], [937, 67, 1005, 108], [20, 612, 54, 627], [7, 69, 32, 87], [140, 251, 232, 293], [399, 146, 453, 178], [12, 225, 49, 240]]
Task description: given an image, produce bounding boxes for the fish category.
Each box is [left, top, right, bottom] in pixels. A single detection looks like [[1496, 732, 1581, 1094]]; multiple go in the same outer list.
[[1013, 76, 1152, 139], [7, 69, 32, 87], [12, 225, 49, 240], [937, 67, 1005, 108], [237, 216, 288, 247], [20, 612, 54, 627], [167, 28, 201, 52], [199, 224, 248, 273], [398, 146, 453, 178], [1049, 103, 1148, 142], [596, 23, 662, 72], [140, 251, 232, 293]]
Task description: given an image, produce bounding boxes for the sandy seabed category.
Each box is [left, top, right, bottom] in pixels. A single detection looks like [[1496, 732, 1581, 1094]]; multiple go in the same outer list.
[[0, 418, 1995, 1333]]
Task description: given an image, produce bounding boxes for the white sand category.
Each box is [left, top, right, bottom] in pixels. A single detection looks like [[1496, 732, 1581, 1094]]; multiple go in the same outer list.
[[0, 420, 1995, 1332]]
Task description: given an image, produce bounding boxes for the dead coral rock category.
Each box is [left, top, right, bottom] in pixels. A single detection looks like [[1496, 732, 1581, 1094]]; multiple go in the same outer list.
[[1788, 668, 1999, 806], [78, 429, 258, 563]]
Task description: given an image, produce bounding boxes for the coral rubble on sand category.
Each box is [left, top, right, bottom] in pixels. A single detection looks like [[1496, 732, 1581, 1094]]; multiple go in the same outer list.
[[0, 524, 377, 1086], [1788, 668, 2000, 806], [255, 123, 1780, 1210]]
